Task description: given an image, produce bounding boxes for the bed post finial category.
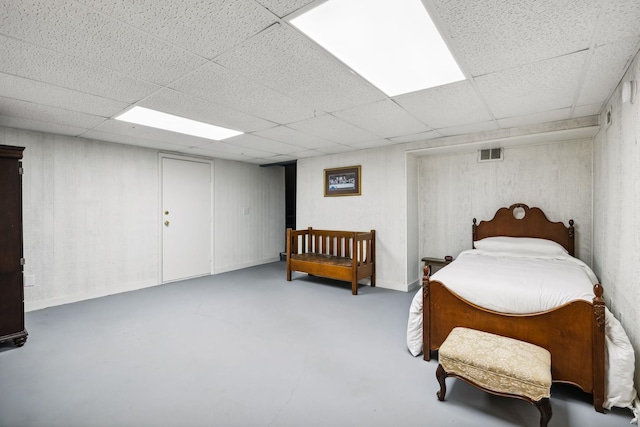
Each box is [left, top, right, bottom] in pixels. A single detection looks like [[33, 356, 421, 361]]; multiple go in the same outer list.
[[422, 265, 430, 297], [593, 283, 603, 300], [472, 218, 478, 247], [593, 284, 604, 329], [567, 220, 575, 255]]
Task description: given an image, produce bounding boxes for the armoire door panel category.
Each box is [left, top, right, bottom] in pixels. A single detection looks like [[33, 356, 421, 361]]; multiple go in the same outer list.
[[0, 145, 27, 347]]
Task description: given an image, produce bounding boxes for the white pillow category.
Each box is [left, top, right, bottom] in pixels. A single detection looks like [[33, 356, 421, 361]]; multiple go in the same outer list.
[[474, 236, 568, 256]]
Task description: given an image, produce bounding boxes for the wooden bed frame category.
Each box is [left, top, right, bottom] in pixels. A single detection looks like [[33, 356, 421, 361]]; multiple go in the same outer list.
[[286, 227, 375, 295], [422, 203, 605, 412]]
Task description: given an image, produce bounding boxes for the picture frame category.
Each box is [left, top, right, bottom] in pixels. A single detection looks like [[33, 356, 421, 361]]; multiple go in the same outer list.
[[324, 165, 361, 197]]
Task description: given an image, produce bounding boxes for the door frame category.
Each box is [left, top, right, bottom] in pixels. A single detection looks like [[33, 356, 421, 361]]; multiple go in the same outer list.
[[158, 153, 214, 283]]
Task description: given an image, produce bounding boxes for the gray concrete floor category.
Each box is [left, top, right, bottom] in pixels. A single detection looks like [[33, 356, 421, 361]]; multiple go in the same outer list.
[[0, 262, 634, 426]]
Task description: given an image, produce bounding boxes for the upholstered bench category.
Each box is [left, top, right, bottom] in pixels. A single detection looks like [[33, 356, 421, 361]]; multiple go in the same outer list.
[[436, 327, 553, 427]]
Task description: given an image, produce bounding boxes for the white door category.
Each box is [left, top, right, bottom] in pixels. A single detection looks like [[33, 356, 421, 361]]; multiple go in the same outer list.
[[162, 157, 212, 282]]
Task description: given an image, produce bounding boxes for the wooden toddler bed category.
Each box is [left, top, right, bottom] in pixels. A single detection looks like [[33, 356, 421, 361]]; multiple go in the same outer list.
[[286, 227, 375, 295], [421, 203, 606, 412]]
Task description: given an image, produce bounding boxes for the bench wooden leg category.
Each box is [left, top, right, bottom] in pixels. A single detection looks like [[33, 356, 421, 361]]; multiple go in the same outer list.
[[535, 398, 552, 427], [436, 364, 447, 401], [286, 268, 291, 281], [352, 280, 358, 295]]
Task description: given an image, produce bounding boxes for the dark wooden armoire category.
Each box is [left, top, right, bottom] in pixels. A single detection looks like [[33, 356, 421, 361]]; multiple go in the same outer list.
[[0, 145, 27, 347]]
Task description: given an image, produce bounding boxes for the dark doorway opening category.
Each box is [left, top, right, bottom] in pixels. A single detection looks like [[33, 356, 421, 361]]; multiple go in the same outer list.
[[284, 162, 296, 232], [262, 160, 296, 260]]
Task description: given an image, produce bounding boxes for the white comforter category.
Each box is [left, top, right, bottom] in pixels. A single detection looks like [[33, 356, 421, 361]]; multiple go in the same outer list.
[[407, 249, 637, 410]]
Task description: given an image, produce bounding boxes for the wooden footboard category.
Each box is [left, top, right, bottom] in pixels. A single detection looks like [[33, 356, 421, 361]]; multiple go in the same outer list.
[[422, 268, 605, 412], [286, 227, 375, 295]]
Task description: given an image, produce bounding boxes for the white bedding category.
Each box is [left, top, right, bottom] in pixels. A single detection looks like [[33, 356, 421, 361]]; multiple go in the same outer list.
[[407, 247, 637, 411]]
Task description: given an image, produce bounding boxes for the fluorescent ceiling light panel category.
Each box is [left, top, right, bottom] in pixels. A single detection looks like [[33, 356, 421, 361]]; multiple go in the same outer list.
[[290, 0, 465, 96], [115, 106, 243, 140]]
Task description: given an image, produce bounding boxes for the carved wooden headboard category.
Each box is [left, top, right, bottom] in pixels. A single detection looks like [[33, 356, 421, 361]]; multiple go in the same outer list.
[[472, 203, 575, 256]]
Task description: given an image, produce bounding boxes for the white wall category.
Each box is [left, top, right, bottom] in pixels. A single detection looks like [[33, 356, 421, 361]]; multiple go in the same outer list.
[[593, 51, 640, 388], [417, 139, 594, 265], [405, 154, 419, 289], [0, 127, 284, 310], [296, 145, 409, 291], [213, 160, 284, 272]]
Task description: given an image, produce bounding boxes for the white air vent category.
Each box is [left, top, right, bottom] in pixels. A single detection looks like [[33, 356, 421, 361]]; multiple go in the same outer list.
[[478, 148, 503, 162]]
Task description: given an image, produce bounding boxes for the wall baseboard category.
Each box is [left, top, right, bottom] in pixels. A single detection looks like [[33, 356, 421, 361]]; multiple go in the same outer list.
[[25, 259, 281, 312], [213, 257, 280, 274], [25, 259, 416, 311], [25, 281, 161, 312], [373, 279, 416, 293]]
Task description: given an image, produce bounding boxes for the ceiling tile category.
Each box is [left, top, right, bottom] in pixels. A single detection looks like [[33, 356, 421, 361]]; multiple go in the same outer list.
[[577, 37, 640, 106], [1, 0, 206, 85], [172, 62, 317, 124], [287, 114, 378, 144], [251, 125, 340, 150], [390, 130, 441, 144], [0, 36, 161, 103], [0, 96, 107, 129], [215, 23, 386, 112], [0, 73, 128, 117], [475, 51, 587, 118], [497, 108, 571, 128], [333, 100, 432, 138], [315, 144, 358, 154], [0, 0, 636, 163], [348, 139, 397, 150], [82, 129, 189, 152], [91, 119, 216, 148], [436, 120, 499, 137], [596, 0, 640, 45], [0, 115, 88, 137], [432, 0, 600, 76], [76, 0, 277, 59], [182, 147, 248, 162], [194, 140, 275, 158], [253, 0, 317, 18], [225, 133, 300, 155], [572, 103, 603, 118], [394, 81, 492, 129], [139, 88, 276, 133], [290, 149, 325, 158]]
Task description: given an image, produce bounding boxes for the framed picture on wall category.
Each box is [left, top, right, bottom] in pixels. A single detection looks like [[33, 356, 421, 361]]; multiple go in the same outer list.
[[324, 165, 361, 197]]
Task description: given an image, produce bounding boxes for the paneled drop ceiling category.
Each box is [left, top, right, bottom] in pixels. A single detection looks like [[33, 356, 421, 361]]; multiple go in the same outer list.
[[1, 0, 639, 164]]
